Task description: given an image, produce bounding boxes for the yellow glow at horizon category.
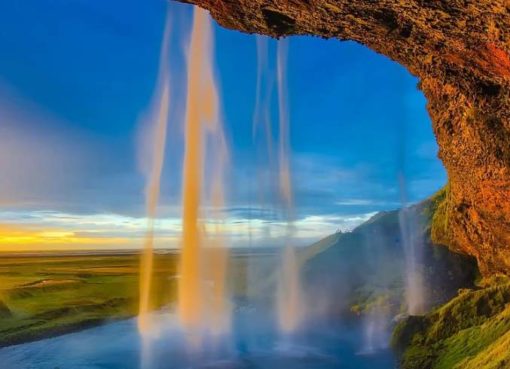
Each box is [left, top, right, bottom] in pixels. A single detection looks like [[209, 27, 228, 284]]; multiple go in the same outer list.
[[0, 224, 128, 250], [38, 231, 75, 238], [0, 209, 358, 252]]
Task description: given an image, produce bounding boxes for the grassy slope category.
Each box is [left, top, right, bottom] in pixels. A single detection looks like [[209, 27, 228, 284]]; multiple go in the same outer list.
[[392, 276, 510, 369], [392, 187, 510, 369]]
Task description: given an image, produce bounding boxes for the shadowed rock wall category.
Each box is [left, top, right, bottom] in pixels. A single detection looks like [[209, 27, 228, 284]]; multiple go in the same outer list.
[[178, 0, 510, 276]]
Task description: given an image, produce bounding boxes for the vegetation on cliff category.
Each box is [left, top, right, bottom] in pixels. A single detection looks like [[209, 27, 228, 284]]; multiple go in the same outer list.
[[392, 275, 510, 369], [428, 185, 453, 249], [393, 188, 510, 369]]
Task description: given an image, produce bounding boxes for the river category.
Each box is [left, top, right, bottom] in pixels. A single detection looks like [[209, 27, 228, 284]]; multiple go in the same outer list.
[[0, 303, 396, 369]]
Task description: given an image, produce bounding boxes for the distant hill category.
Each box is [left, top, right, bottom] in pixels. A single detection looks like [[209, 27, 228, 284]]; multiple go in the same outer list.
[[300, 196, 478, 318]]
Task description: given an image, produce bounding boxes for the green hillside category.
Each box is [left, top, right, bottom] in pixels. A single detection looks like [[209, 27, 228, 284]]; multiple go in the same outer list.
[[302, 197, 477, 317], [393, 276, 510, 369]]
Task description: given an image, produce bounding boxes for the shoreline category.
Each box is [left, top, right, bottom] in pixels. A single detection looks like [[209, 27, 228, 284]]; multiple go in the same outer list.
[[0, 315, 135, 349]]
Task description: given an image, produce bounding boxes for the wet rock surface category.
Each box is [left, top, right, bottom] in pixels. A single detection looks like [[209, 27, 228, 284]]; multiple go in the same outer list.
[[178, 0, 510, 276]]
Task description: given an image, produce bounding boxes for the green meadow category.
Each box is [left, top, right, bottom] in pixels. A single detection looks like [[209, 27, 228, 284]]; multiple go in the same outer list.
[[0, 253, 179, 347], [0, 250, 278, 347]]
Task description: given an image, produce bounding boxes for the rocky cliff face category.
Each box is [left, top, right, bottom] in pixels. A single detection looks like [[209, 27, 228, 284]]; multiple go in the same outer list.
[[179, 0, 510, 276]]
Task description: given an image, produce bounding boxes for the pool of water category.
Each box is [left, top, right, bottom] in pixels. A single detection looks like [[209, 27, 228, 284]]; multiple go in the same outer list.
[[0, 306, 396, 369]]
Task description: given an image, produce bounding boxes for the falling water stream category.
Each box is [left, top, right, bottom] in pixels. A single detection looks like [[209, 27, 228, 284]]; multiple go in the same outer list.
[[138, 12, 171, 335], [398, 201, 426, 315], [136, 12, 172, 369], [275, 40, 303, 334], [249, 36, 276, 302], [137, 6, 230, 348], [397, 105, 425, 315], [177, 7, 229, 339], [252, 37, 304, 334]]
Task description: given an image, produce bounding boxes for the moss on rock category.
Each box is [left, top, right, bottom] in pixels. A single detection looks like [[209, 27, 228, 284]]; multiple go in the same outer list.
[[392, 276, 510, 369], [429, 185, 453, 248]]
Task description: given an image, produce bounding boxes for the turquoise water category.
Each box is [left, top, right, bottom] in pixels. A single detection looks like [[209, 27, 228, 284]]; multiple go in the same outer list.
[[0, 308, 396, 369]]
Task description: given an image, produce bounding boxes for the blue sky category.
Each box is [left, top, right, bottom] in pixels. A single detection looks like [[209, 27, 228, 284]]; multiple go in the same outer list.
[[0, 1, 446, 250]]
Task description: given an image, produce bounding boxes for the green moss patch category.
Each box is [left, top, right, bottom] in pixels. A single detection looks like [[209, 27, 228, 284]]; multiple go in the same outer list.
[[393, 276, 510, 369]]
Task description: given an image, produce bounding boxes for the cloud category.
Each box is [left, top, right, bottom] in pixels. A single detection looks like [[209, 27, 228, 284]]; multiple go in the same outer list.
[[0, 206, 378, 251], [335, 199, 401, 207]]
